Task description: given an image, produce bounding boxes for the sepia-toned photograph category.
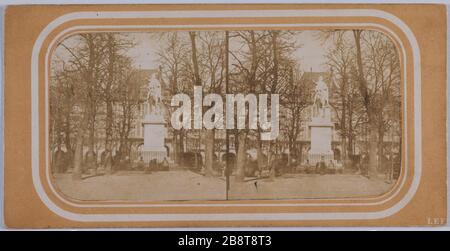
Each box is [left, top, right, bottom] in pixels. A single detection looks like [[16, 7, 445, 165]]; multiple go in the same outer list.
[[49, 29, 402, 202], [4, 3, 449, 229]]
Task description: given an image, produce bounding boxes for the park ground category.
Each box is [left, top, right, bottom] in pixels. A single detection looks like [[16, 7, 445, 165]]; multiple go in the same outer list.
[[54, 170, 394, 201]]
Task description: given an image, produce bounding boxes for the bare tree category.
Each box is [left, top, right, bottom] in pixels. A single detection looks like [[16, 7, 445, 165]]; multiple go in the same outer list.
[[57, 34, 107, 179], [53, 33, 137, 179], [352, 29, 380, 177], [325, 31, 364, 162], [281, 65, 312, 165], [320, 29, 401, 176], [363, 31, 401, 172], [230, 30, 264, 181], [198, 32, 226, 177], [100, 34, 134, 173], [156, 32, 190, 164], [114, 60, 142, 166], [261, 30, 298, 177]]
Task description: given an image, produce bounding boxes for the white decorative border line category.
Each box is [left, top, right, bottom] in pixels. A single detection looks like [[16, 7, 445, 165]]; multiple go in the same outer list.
[[31, 9, 421, 222], [45, 23, 406, 208]]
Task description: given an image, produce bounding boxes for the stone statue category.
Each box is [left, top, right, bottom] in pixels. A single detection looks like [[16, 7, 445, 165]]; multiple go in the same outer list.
[[308, 76, 334, 166], [141, 70, 168, 163], [312, 76, 329, 118], [146, 72, 163, 116]]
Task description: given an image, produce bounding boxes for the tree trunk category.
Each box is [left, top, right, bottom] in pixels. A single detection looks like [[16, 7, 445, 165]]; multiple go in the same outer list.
[[104, 100, 113, 174], [368, 124, 378, 177], [298, 143, 303, 164], [235, 132, 247, 182], [340, 94, 347, 162], [189, 31, 204, 172], [72, 129, 84, 180], [378, 125, 385, 172], [347, 137, 353, 157], [189, 32, 201, 87], [271, 31, 279, 90], [268, 141, 275, 178], [64, 114, 72, 156], [204, 129, 215, 176], [256, 135, 264, 175], [179, 130, 185, 163], [84, 34, 97, 173], [353, 29, 378, 177], [104, 34, 115, 174], [85, 114, 96, 173], [172, 130, 179, 164], [347, 104, 354, 158]]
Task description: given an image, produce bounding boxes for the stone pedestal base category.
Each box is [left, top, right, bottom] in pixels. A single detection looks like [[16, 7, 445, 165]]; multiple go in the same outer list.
[[308, 113, 334, 166], [141, 149, 168, 163], [307, 152, 334, 166], [140, 113, 168, 163]]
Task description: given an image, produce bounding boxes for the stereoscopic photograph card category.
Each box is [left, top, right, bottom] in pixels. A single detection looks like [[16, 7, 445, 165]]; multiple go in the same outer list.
[[3, 4, 447, 228]]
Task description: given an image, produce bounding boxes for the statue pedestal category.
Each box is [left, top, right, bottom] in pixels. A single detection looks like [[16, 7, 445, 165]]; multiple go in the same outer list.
[[141, 114, 167, 163], [307, 77, 334, 166], [308, 109, 334, 166]]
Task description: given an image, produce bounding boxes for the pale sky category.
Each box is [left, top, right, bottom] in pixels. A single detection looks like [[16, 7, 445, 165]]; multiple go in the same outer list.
[[293, 31, 331, 72], [127, 33, 156, 70], [54, 31, 330, 73], [126, 30, 330, 73]]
